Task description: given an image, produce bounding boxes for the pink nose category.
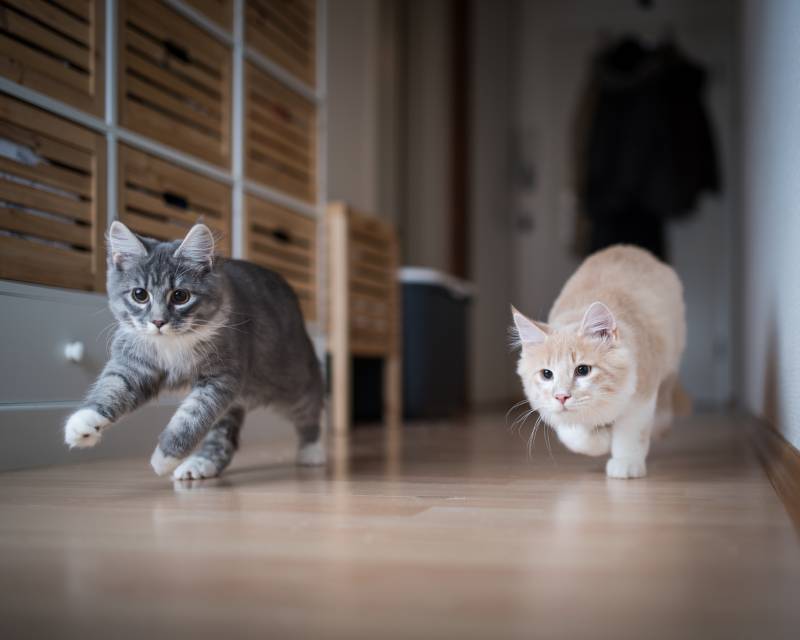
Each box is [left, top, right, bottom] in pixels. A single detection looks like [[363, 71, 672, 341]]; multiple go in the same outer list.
[[152, 319, 166, 328], [555, 393, 571, 406]]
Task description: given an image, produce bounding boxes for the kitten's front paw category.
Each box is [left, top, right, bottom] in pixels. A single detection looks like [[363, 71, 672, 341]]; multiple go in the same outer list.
[[297, 440, 326, 466], [172, 456, 219, 481], [606, 457, 647, 479], [150, 447, 181, 476], [64, 408, 109, 449]]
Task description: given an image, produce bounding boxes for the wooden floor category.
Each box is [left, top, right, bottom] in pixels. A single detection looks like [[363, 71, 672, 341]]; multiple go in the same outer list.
[[0, 412, 798, 639]]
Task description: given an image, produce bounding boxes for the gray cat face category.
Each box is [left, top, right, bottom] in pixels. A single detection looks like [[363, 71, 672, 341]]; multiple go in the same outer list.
[[106, 222, 222, 337]]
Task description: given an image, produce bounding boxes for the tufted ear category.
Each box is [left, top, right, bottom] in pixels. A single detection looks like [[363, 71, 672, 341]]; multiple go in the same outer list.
[[511, 305, 549, 346], [174, 224, 214, 266], [580, 301, 617, 340], [108, 221, 146, 268]]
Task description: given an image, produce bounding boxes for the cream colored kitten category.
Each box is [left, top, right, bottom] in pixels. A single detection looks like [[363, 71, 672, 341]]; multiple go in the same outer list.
[[511, 245, 687, 479]]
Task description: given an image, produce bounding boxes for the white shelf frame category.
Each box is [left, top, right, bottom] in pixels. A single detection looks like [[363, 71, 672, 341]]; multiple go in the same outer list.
[[0, 0, 328, 338]]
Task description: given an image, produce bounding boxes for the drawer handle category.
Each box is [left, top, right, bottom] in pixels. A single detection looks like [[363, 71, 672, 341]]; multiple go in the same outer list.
[[164, 40, 191, 63], [163, 191, 189, 209], [272, 228, 292, 244], [64, 342, 84, 363]]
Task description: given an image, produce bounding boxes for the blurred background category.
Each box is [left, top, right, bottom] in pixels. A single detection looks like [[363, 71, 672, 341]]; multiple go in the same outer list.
[[0, 0, 797, 458], [328, 0, 736, 412]]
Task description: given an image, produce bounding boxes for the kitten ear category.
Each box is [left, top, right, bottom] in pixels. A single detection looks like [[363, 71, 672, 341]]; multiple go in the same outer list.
[[108, 221, 146, 268], [511, 305, 548, 346], [174, 224, 214, 266], [580, 302, 617, 340]]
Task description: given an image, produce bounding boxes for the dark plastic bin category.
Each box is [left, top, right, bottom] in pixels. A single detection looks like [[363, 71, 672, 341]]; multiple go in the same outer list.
[[400, 268, 473, 419]]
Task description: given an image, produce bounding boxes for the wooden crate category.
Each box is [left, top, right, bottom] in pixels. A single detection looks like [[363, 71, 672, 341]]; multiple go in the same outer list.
[[0, 0, 105, 115], [118, 0, 231, 167], [245, 62, 315, 203], [245, 194, 316, 320], [184, 0, 233, 31], [0, 94, 105, 291], [246, 0, 315, 86], [118, 145, 231, 254], [327, 202, 401, 433]]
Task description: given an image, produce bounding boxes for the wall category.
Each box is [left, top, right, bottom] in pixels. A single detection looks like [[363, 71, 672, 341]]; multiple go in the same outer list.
[[400, 0, 453, 271], [469, 0, 518, 406], [740, 0, 800, 449], [326, 0, 380, 213], [326, 0, 403, 224]]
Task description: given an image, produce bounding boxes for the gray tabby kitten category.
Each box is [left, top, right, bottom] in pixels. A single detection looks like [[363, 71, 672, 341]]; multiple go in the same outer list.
[[64, 221, 325, 480]]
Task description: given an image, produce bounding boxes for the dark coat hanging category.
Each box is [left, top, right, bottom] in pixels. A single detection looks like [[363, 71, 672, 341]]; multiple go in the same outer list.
[[576, 37, 720, 260]]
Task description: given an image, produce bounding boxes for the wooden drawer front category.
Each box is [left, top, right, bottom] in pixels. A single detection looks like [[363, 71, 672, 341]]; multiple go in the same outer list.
[[185, 0, 233, 31], [246, 0, 315, 85], [348, 214, 397, 356], [119, 145, 231, 254], [0, 0, 105, 115], [0, 285, 112, 404], [0, 94, 105, 291], [245, 194, 316, 320], [245, 62, 315, 203], [119, 0, 231, 167]]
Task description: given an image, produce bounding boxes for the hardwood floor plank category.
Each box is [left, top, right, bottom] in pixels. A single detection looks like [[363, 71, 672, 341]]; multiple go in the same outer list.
[[0, 412, 798, 639]]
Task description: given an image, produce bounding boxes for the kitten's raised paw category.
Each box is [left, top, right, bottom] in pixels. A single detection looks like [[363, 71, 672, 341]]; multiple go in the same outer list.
[[150, 446, 181, 476], [297, 440, 326, 467], [606, 457, 647, 479], [64, 408, 109, 448], [172, 456, 219, 481]]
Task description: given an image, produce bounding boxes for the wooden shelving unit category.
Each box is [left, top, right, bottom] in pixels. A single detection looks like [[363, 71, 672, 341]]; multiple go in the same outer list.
[[0, 0, 328, 340]]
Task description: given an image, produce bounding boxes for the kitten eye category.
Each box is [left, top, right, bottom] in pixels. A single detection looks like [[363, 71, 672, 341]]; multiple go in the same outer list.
[[131, 288, 149, 303], [171, 289, 191, 305], [541, 369, 553, 380], [575, 364, 592, 377]]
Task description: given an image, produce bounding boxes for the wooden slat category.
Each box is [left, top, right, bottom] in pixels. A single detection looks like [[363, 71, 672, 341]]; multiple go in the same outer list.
[[125, 189, 226, 231], [0, 92, 97, 149], [122, 146, 228, 209], [246, 0, 315, 85], [120, 1, 230, 167], [125, 74, 221, 134], [0, 94, 103, 292], [119, 145, 232, 255], [0, 207, 91, 247], [246, 62, 315, 201], [184, 0, 232, 30], [1, 9, 90, 71], [125, 101, 224, 167], [250, 230, 311, 262], [119, 210, 191, 242], [0, 179, 91, 221], [51, 0, 91, 22], [0, 0, 103, 115], [0, 34, 89, 93], [0, 122, 93, 173], [245, 193, 316, 321], [0, 234, 93, 290], [3, 0, 90, 45], [249, 243, 312, 280], [125, 52, 221, 117], [0, 156, 91, 198], [127, 0, 224, 73]]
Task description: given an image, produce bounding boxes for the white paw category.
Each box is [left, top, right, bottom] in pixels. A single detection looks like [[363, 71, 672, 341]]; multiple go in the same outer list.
[[172, 456, 219, 481], [150, 447, 181, 476], [606, 457, 647, 479], [297, 440, 326, 466], [64, 408, 110, 449]]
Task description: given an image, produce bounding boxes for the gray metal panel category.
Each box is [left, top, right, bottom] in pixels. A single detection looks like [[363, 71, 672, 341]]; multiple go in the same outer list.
[[0, 283, 112, 404], [0, 403, 173, 471]]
